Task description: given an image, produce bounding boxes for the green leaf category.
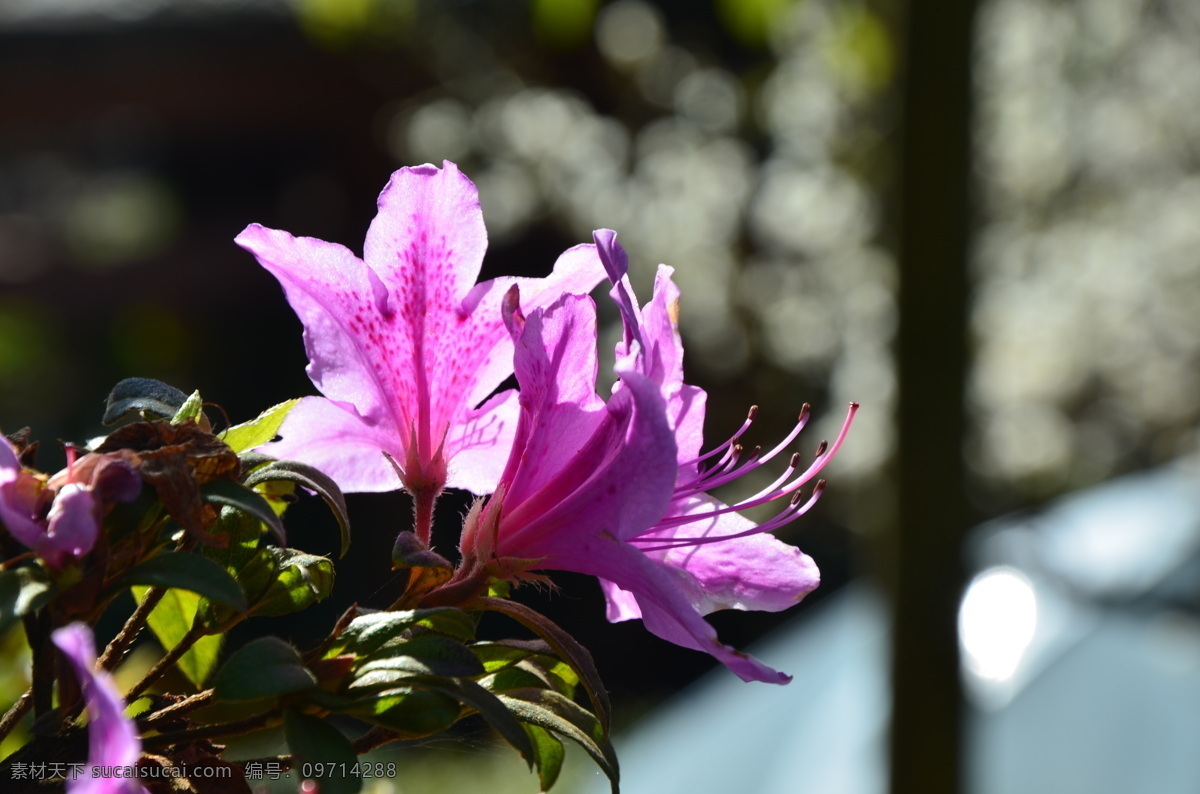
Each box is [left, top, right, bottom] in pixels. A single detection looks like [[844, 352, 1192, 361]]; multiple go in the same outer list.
[[171, 390, 205, 425], [479, 597, 610, 730], [283, 709, 362, 794], [219, 399, 300, 454], [249, 548, 334, 618], [352, 634, 485, 680], [203, 506, 266, 579], [201, 479, 286, 545], [407, 675, 535, 767], [498, 688, 619, 792], [119, 552, 247, 611], [243, 458, 351, 557], [132, 586, 223, 688], [103, 378, 190, 425], [196, 509, 275, 633], [213, 637, 316, 701], [473, 642, 538, 674], [525, 723, 566, 792], [482, 664, 559, 694], [347, 686, 461, 738], [0, 566, 54, 636], [327, 608, 476, 658]]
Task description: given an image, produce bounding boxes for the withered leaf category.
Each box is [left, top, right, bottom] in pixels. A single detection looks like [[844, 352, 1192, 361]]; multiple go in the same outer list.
[[4, 427, 38, 467], [95, 421, 240, 543], [96, 420, 239, 483]]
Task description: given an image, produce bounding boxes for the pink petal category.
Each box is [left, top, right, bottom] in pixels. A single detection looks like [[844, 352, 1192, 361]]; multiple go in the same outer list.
[[235, 223, 409, 444], [491, 293, 676, 550], [541, 532, 792, 684], [459, 242, 610, 411], [600, 579, 642, 622], [644, 495, 820, 614], [43, 484, 98, 567], [444, 388, 520, 494], [0, 440, 45, 552], [503, 369, 677, 551], [363, 162, 488, 316], [494, 293, 607, 509], [259, 396, 403, 493], [52, 624, 147, 794]]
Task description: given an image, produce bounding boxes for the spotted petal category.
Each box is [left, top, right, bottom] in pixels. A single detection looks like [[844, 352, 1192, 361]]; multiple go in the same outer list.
[[238, 162, 607, 497]]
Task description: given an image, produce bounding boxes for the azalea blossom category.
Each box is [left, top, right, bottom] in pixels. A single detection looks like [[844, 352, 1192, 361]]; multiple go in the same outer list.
[[52, 623, 148, 794], [237, 162, 606, 540], [0, 441, 139, 571], [456, 274, 856, 683], [594, 231, 857, 651]]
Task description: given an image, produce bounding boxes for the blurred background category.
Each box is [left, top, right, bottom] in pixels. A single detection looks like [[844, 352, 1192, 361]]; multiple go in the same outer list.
[[2, 0, 1199, 792]]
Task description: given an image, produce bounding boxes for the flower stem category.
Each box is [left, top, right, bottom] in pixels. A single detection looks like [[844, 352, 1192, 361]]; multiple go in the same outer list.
[[413, 488, 438, 547], [0, 689, 32, 744], [99, 585, 166, 671], [137, 689, 213, 730], [125, 621, 205, 701], [141, 709, 282, 750], [353, 726, 396, 754]]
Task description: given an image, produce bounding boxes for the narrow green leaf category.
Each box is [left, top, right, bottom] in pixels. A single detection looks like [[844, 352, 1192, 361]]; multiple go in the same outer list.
[[131, 586, 223, 688], [171, 390, 205, 425], [498, 688, 618, 792], [120, 552, 247, 611], [410, 676, 535, 767], [213, 637, 316, 701], [353, 634, 484, 679], [283, 709, 362, 794], [243, 458, 351, 557], [348, 686, 461, 737], [219, 399, 300, 454], [472, 642, 538, 674], [328, 608, 476, 658], [481, 664, 558, 694], [0, 566, 54, 636], [201, 480, 286, 545], [525, 723, 566, 792], [479, 597, 610, 729]]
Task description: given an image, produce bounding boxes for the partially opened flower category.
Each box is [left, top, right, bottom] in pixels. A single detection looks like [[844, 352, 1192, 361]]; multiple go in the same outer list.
[[52, 623, 148, 794], [457, 274, 855, 683], [593, 229, 857, 680], [0, 441, 139, 571], [237, 162, 605, 540]]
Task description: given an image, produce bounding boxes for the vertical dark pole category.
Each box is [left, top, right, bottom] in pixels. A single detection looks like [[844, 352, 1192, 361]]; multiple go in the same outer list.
[[890, 0, 977, 792]]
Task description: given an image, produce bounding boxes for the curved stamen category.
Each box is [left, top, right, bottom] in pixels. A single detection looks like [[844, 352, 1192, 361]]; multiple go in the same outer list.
[[755, 404, 811, 466], [634, 481, 826, 552], [653, 402, 857, 529], [679, 405, 757, 470], [678, 445, 762, 495], [676, 403, 808, 492]]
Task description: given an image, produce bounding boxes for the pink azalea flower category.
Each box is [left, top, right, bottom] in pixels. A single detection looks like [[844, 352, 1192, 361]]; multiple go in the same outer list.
[[0, 442, 139, 571], [52, 623, 148, 794], [237, 162, 605, 541], [459, 234, 856, 684]]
